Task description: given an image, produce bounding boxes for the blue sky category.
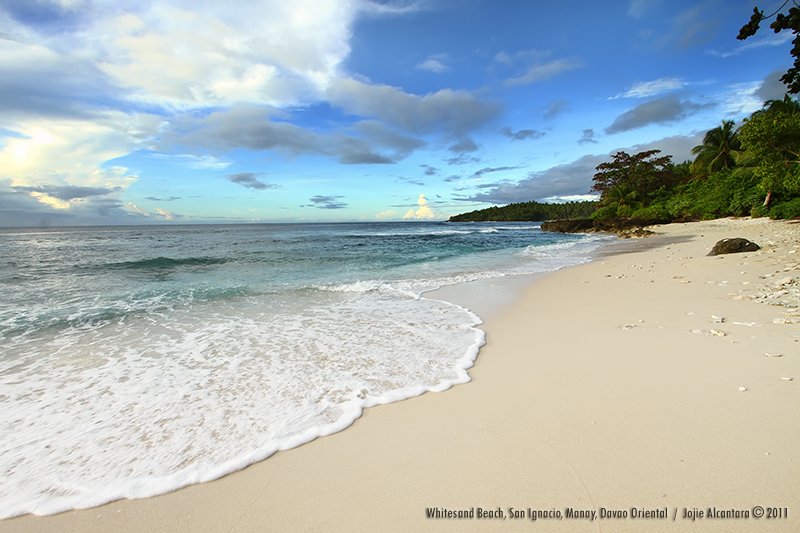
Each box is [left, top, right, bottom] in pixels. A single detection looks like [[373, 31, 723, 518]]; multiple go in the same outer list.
[[0, 0, 794, 226]]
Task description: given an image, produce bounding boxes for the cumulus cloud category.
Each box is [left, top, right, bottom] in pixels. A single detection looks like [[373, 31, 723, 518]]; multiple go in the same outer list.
[[372, 209, 398, 220], [605, 94, 714, 134], [0, 115, 141, 211], [0, 177, 145, 227], [11, 184, 121, 200], [0, 39, 122, 122], [327, 78, 501, 136], [402, 193, 440, 219], [160, 106, 423, 165], [460, 133, 704, 204], [500, 127, 545, 141], [127, 202, 183, 220], [226, 173, 277, 190], [95, 1, 357, 110], [462, 155, 605, 204], [756, 69, 792, 102]]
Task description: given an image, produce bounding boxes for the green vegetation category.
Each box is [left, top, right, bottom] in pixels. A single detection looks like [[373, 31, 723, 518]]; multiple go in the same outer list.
[[450, 96, 800, 224], [448, 200, 597, 222], [587, 97, 800, 222], [738, 3, 800, 95], [450, 8, 800, 226]]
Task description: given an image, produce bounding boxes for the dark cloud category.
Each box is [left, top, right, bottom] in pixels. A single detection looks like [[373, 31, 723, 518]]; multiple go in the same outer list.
[[327, 79, 502, 136], [458, 155, 604, 204], [226, 173, 277, 191], [471, 166, 520, 179], [161, 106, 424, 165], [446, 154, 482, 166], [459, 133, 704, 204], [421, 165, 440, 176], [578, 129, 598, 145], [504, 59, 581, 86], [0, 179, 141, 227], [2, 0, 85, 32], [0, 36, 128, 123], [350, 120, 426, 160], [145, 196, 182, 201], [11, 184, 120, 200], [448, 137, 479, 153], [500, 127, 545, 141], [756, 69, 791, 102], [542, 99, 568, 120], [303, 195, 348, 210], [605, 94, 713, 134]]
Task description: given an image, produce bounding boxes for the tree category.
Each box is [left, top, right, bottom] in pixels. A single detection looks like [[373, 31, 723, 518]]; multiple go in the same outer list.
[[759, 94, 800, 115], [591, 150, 676, 199], [739, 106, 800, 205], [738, 2, 800, 94], [690, 120, 742, 176], [599, 185, 644, 217]]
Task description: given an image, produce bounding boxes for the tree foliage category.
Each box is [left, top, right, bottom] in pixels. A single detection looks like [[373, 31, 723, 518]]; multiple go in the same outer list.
[[739, 106, 800, 202], [738, 2, 800, 94], [690, 120, 742, 176], [448, 200, 597, 222], [590, 150, 676, 198]]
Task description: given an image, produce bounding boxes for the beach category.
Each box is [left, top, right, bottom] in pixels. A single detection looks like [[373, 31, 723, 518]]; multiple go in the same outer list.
[[4, 217, 799, 532]]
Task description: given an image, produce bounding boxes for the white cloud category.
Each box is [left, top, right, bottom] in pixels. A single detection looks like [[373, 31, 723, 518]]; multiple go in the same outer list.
[[719, 82, 765, 116], [416, 58, 448, 73], [402, 193, 441, 219], [504, 58, 581, 86], [154, 154, 232, 170], [706, 31, 793, 58], [0, 114, 142, 211], [372, 209, 398, 220], [609, 78, 686, 99], [95, 1, 357, 109]]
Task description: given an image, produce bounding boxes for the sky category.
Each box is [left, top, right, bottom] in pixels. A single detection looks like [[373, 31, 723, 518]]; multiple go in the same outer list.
[[0, 0, 795, 226]]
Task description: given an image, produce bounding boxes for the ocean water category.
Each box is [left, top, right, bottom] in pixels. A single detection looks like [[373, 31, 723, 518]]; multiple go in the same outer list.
[[0, 222, 611, 518]]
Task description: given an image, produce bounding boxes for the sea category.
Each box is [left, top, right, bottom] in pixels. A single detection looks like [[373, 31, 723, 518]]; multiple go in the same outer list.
[[0, 221, 612, 518]]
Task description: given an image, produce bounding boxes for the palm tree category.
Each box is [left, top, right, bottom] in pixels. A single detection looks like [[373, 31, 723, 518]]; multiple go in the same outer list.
[[759, 94, 800, 116], [691, 120, 743, 176], [601, 185, 644, 217]]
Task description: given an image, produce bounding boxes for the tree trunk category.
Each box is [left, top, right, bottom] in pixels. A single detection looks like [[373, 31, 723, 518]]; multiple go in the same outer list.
[[763, 190, 772, 207]]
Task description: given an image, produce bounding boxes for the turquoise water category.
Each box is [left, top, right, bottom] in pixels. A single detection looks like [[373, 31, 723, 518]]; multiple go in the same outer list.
[[0, 221, 610, 518]]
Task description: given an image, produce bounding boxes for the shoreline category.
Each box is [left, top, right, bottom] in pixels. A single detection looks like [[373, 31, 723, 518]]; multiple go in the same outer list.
[[5, 218, 799, 532]]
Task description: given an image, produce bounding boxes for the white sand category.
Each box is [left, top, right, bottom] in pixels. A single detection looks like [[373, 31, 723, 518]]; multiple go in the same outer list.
[[5, 218, 799, 532]]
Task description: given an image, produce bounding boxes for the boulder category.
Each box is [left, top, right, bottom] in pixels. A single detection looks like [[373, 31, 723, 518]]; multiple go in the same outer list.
[[707, 238, 760, 256], [540, 219, 595, 233], [540, 217, 667, 236]]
